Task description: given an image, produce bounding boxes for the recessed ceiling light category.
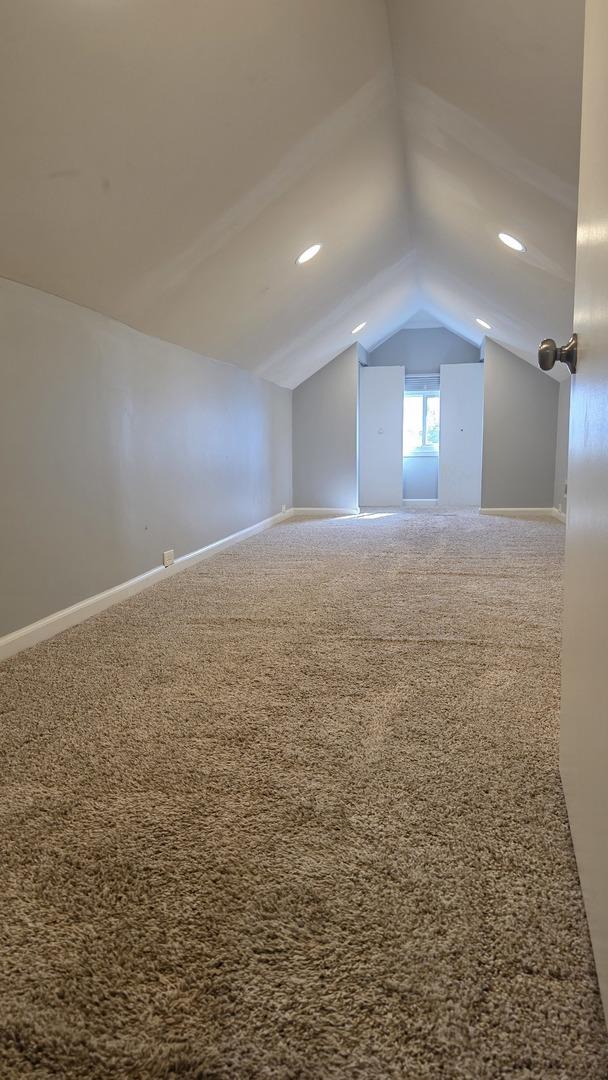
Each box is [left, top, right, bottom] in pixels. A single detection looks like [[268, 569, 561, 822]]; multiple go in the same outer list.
[[296, 243, 322, 265], [498, 231, 526, 253], [351, 321, 367, 334], [476, 318, 492, 330]]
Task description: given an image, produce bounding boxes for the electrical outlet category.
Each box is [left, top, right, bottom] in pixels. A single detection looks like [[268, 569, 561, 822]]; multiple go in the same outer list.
[[281, 503, 286, 513], [163, 549, 175, 568]]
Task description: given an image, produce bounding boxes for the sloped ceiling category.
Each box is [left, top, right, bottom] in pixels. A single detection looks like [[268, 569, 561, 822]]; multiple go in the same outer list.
[[386, 0, 585, 382], [0, 0, 584, 387]]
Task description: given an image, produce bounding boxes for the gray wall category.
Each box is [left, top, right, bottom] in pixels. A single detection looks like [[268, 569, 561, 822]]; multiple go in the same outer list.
[[368, 327, 480, 372], [554, 379, 571, 511], [292, 344, 359, 509], [0, 278, 292, 637], [481, 339, 559, 509], [404, 456, 438, 499]]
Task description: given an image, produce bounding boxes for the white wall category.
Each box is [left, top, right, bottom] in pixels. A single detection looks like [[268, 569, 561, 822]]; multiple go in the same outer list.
[[438, 363, 484, 506], [481, 339, 559, 509], [292, 344, 359, 510], [368, 326, 480, 371], [359, 366, 404, 506], [0, 278, 292, 637]]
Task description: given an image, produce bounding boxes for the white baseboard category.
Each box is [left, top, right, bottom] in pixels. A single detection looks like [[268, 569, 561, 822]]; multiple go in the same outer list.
[[0, 509, 294, 663], [553, 508, 567, 523], [479, 507, 564, 519], [291, 507, 360, 516]]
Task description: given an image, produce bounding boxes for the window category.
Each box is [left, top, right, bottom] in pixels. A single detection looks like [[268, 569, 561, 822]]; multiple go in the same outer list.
[[403, 383, 440, 456]]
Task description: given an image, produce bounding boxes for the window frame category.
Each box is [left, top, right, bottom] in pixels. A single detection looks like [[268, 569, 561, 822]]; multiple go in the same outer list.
[[403, 387, 440, 457]]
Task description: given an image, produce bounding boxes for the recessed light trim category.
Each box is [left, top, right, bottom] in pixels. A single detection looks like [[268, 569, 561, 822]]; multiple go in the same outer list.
[[476, 318, 492, 330], [351, 321, 367, 334], [296, 243, 322, 265], [498, 231, 526, 253]]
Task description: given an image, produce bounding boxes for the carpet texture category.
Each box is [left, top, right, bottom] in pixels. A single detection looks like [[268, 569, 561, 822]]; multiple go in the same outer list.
[[1, 509, 607, 1079]]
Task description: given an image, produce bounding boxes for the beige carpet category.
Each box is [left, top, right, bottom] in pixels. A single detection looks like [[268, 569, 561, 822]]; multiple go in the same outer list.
[[1, 508, 607, 1078]]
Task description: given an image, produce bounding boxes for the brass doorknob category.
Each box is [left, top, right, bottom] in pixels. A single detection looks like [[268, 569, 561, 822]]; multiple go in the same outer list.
[[538, 333, 577, 374]]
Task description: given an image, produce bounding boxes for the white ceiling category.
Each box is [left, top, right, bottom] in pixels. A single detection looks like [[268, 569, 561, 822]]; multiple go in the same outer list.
[[0, 0, 585, 387]]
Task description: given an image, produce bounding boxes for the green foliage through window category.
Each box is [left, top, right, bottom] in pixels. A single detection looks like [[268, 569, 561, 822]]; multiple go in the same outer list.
[[403, 391, 440, 454]]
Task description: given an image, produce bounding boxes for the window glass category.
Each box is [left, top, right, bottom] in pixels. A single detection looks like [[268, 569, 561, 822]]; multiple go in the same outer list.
[[425, 395, 440, 449], [403, 391, 440, 454], [403, 394, 424, 455]]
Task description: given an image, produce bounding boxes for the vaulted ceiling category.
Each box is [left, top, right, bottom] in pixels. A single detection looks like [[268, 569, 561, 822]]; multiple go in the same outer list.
[[0, 0, 584, 387]]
